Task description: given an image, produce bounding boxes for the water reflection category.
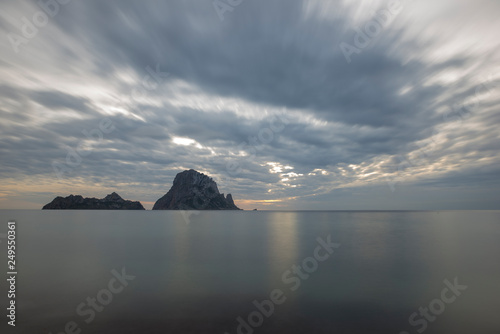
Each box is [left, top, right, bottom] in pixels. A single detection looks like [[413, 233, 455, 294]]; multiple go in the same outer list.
[[267, 211, 299, 279]]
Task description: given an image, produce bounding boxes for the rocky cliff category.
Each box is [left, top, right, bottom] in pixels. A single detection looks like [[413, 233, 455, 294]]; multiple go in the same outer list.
[[42, 192, 145, 210], [152, 169, 241, 210]]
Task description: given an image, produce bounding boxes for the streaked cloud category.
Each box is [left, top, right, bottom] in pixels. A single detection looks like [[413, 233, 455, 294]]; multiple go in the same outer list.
[[0, 0, 499, 209]]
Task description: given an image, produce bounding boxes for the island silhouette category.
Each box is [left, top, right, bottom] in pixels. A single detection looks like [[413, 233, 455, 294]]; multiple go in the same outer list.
[[42, 169, 241, 210]]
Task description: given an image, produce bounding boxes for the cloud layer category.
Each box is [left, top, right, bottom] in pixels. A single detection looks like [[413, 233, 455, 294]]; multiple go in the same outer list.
[[0, 0, 499, 209]]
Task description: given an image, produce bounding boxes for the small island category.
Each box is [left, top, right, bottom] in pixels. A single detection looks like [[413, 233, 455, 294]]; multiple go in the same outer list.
[[42, 192, 145, 210]]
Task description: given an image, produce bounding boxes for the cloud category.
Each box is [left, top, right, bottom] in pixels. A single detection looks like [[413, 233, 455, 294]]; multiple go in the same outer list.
[[0, 0, 498, 209]]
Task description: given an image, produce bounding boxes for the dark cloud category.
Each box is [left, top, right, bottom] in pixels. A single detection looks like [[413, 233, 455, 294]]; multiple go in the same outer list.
[[31, 90, 93, 113]]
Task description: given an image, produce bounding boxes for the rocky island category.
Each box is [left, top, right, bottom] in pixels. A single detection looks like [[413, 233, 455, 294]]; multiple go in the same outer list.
[[42, 192, 145, 210], [153, 169, 241, 210]]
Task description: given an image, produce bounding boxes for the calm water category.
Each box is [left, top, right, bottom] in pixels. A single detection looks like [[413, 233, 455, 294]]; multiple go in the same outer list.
[[0, 210, 499, 334]]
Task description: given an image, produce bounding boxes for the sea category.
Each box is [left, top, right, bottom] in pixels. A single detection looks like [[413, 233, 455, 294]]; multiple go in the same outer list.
[[0, 210, 499, 334]]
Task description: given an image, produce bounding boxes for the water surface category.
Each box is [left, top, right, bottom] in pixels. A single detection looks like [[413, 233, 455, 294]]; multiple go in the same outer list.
[[0, 210, 499, 333]]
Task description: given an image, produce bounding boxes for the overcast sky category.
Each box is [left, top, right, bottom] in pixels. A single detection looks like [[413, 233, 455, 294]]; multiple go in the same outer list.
[[0, 0, 499, 210]]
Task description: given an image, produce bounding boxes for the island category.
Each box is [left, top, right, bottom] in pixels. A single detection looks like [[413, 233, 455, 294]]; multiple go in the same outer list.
[[152, 169, 241, 210], [42, 192, 145, 210]]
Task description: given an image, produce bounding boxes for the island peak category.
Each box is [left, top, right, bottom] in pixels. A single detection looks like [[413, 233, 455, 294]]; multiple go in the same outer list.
[[153, 169, 241, 210]]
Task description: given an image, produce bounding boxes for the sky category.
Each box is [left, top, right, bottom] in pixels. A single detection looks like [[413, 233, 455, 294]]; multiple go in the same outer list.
[[0, 0, 499, 210]]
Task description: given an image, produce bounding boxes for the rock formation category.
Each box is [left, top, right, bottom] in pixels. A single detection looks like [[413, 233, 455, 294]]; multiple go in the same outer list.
[[42, 192, 145, 210], [152, 169, 241, 210]]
